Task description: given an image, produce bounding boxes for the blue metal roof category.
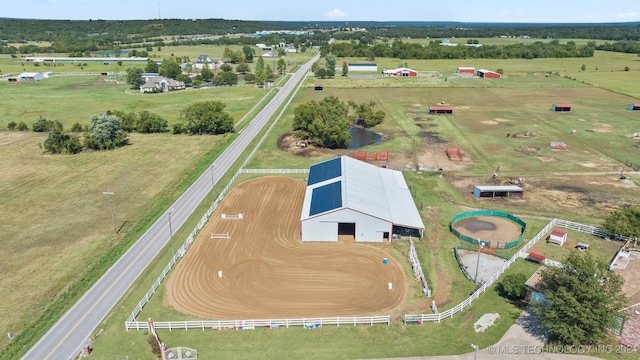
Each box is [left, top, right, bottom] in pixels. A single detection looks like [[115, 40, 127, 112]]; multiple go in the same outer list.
[[309, 181, 342, 216], [307, 157, 341, 185]]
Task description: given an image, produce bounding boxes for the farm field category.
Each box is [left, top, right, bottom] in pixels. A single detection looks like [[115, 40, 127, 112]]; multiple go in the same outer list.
[[2, 44, 640, 359]]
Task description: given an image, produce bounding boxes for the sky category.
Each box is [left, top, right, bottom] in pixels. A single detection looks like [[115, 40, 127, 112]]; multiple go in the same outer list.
[[4, 0, 640, 23]]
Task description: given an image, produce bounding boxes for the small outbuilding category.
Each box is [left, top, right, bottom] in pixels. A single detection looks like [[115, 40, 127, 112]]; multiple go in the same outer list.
[[548, 230, 567, 246], [314, 84, 323, 90], [628, 104, 640, 111], [473, 185, 524, 199], [348, 63, 378, 72], [526, 252, 546, 264], [552, 104, 572, 112], [457, 67, 475, 76], [550, 142, 567, 150], [477, 69, 501, 78], [18, 72, 44, 81], [428, 106, 453, 114]]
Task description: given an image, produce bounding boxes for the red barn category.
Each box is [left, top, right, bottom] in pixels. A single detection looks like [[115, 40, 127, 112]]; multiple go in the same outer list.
[[382, 67, 417, 76], [552, 104, 572, 112], [428, 106, 453, 114], [477, 69, 501, 78], [457, 67, 475, 75]]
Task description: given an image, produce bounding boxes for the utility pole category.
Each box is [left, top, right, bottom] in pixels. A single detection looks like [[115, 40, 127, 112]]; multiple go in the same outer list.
[[471, 344, 479, 360], [102, 191, 117, 235], [474, 239, 483, 284]]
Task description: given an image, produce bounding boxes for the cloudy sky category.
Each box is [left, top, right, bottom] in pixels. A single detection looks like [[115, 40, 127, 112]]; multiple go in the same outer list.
[[5, 0, 640, 23]]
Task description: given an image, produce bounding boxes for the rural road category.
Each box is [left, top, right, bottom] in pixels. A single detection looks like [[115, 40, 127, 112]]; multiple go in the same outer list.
[[22, 53, 320, 360]]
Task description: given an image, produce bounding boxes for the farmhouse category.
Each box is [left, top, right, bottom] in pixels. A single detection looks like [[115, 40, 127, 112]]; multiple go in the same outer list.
[[300, 156, 425, 242], [457, 67, 475, 76], [139, 76, 186, 93], [552, 103, 572, 112], [382, 67, 417, 77], [348, 63, 378, 72], [477, 69, 501, 78], [473, 185, 524, 199]]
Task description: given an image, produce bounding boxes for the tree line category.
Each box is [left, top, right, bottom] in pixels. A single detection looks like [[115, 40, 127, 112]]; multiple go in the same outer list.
[[326, 39, 596, 60], [7, 101, 236, 154]]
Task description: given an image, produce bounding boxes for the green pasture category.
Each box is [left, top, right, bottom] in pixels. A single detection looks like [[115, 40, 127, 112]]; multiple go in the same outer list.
[[2, 47, 640, 359], [0, 75, 266, 128], [335, 50, 640, 81], [528, 229, 622, 263]]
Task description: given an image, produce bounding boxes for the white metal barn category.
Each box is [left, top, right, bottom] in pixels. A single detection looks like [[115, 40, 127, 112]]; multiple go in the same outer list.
[[300, 156, 425, 242]]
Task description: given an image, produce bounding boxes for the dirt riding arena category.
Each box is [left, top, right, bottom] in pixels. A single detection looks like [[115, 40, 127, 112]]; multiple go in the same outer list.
[[165, 176, 406, 319]]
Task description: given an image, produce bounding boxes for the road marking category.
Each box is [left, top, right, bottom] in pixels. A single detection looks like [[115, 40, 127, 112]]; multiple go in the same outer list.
[[43, 222, 169, 359]]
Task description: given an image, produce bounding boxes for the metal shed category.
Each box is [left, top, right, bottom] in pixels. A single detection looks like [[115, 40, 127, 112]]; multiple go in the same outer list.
[[473, 185, 524, 199]]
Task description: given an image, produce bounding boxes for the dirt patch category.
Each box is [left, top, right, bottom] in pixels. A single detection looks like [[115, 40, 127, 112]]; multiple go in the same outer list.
[[166, 177, 407, 319], [418, 131, 447, 144], [590, 123, 614, 133], [455, 106, 471, 110], [495, 118, 511, 123], [452, 216, 523, 244], [575, 118, 588, 122], [277, 131, 337, 158], [68, 80, 113, 90], [517, 146, 540, 155], [481, 120, 499, 125], [536, 156, 558, 163]]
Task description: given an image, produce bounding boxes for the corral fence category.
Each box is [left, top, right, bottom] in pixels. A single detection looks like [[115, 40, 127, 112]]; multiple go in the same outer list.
[[405, 218, 627, 324], [408, 238, 431, 297], [126, 316, 389, 331], [241, 169, 309, 175], [450, 210, 527, 249]]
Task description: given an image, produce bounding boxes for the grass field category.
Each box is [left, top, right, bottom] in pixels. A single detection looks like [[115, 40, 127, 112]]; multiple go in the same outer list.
[[2, 43, 640, 359]]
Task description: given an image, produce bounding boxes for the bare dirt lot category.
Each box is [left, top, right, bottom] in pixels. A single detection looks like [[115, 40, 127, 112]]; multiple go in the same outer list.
[[452, 216, 523, 245], [166, 176, 406, 319]]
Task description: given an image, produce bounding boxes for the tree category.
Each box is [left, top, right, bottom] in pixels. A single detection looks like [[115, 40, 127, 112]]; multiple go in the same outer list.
[[236, 62, 250, 74], [70, 122, 84, 132], [222, 47, 235, 60], [498, 273, 528, 300], [534, 252, 626, 345], [265, 64, 274, 82], [176, 73, 192, 85], [17, 121, 28, 131], [342, 61, 349, 76], [277, 58, 286, 75], [43, 130, 82, 154], [158, 58, 181, 79], [293, 96, 351, 149], [32, 116, 63, 132], [348, 101, 385, 128], [84, 113, 128, 150], [200, 64, 214, 82], [315, 68, 328, 79], [145, 59, 159, 73], [7, 121, 17, 130], [255, 56, 265, 86], [311, 61, 320, 75], [126, 67, 145, 89], [242, 45, 255, 63], [181, 101, 235, 135], [220, 63, 233, 73], [325, 53, 336, 78], [581, 64, 586, 71], [136, 111, 168, 133], [243, 73, 256, 83], [601, 206, 640, 240], [106, 109, 137, 132]]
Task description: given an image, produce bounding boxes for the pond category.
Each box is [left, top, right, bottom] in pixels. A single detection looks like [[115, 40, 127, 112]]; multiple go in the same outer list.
[[347, 126, 382, 149]]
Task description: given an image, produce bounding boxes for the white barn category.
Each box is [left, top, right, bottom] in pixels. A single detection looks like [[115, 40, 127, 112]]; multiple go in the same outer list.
[[300, 156, 424, 242]]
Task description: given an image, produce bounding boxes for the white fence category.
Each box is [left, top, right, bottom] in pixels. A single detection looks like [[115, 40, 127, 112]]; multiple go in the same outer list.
[[126, 316, 389, 331], [405, 218, 624, 324], [408, 238, 431, 297], [241, 169, 309, 174]]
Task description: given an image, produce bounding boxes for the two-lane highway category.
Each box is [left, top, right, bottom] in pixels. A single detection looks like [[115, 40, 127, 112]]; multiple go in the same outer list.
[[23, 53, 319, 360]]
